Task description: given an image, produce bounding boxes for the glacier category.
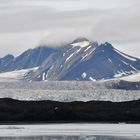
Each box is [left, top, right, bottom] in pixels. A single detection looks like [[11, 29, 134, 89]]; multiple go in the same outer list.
[[0, 81, 139, 102]]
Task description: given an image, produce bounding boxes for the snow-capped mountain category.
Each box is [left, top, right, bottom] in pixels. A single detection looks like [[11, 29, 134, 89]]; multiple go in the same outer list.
[[0, 37, 140, 81], [29, 38, 140, 81]]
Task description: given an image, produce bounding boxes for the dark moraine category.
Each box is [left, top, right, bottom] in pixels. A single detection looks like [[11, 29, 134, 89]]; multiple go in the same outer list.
[[0, 98, 140, 123]]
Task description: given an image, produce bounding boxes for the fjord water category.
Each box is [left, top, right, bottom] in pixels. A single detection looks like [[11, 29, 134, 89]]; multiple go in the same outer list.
[[0, 124, 140, 140], [1, 136, 139, 140]]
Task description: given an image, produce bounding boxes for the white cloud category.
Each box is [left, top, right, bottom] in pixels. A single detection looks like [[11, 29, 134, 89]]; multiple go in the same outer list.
[[0, 0, 140, 58]]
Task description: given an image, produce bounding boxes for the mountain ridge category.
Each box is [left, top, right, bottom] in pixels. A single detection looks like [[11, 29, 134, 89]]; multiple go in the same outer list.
[[0, 37, 139, 81]]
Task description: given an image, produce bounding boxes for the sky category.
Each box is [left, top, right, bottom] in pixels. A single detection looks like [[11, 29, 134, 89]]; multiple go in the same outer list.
[[0, 0, 140, 58]]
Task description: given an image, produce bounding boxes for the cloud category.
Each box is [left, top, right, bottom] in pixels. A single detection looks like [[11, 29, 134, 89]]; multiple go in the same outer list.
[[0, 0, 139, 58], [0, 32, 44, 57]]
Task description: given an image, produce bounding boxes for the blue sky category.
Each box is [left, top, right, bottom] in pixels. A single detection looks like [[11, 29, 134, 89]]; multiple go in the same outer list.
[[0, 0, 140, 58]]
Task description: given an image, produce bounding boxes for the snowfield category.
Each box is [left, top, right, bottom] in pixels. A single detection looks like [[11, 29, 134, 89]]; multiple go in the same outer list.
[[0, 67, 38, 82], [71, 41, 90, 48], [0, 81, 139, 102], [0, 68, 139, 83], [120, 72, 140, 82]]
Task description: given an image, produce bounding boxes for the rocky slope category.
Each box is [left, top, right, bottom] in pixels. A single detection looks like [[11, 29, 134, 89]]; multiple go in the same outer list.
[[0, 37, 140, 81]]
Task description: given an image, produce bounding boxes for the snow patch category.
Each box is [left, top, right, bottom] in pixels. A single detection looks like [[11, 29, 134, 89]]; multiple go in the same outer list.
[[113, 71, 127, 78], [71, 41, 90, 48], [114, 73, 124, 78], [113, 70, 138, 78], [120, 72, 140, 82], [63, 53, 66, 57], [66, 53, 74, 62], [84, 45, 92, 52], [108, 58, 112, 63], [81, 72, 87, 78], [122, 60, 129, 65], [0, 67, 38, 81], [115, 49, 137, 61], [89, 77, 96, 81], [81, 53, 89, 60], [42, 72, 46, 81], [130, 65, 139, 72], [76, 48, 81, 53], [81, 48, 96, 61]]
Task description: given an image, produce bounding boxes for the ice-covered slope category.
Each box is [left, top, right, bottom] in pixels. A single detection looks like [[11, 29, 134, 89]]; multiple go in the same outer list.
[[0, 67, 38, 82], [120, 72, 140, 82], [100, 72, 140, 90]]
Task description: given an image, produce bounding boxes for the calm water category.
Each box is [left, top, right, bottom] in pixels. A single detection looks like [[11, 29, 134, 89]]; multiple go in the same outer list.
[[0, 135, 139, 140], [0, 124, 140, 140]]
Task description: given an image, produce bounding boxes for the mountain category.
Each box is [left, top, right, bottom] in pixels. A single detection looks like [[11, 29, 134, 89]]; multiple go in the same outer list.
[[0, 37, 140, 81], [0, 54, 14, 72], [0, 46, 57, 72], [29, 38, 140, 81]]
